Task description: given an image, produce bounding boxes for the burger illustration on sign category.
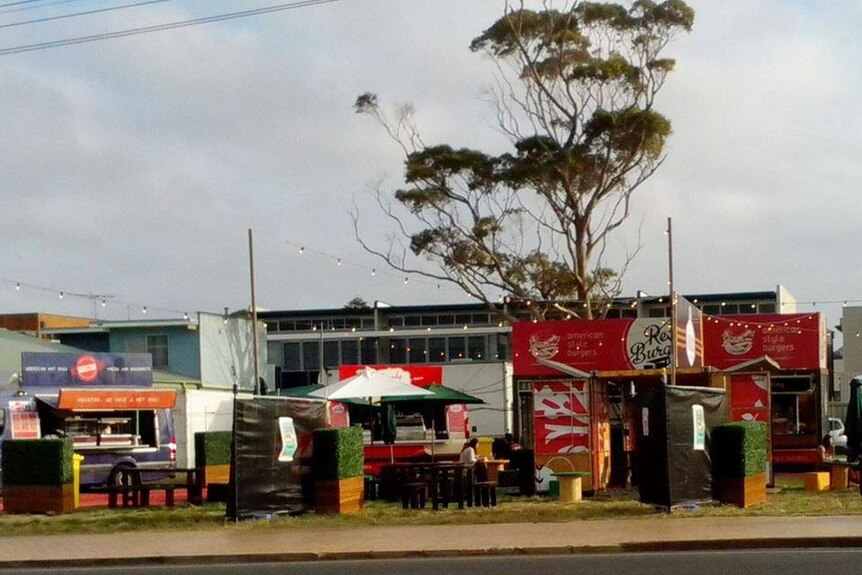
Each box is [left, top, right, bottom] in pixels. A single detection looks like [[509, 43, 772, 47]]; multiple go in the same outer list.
[[529, 333, 560, 360], [722, 328, 755, 355]]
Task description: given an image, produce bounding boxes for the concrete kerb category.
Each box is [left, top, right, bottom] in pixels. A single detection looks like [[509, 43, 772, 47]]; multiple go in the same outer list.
[[5, 538, 862, 569]]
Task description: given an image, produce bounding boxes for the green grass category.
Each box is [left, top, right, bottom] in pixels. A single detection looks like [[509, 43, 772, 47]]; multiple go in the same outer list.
[[3, 474, 861, 536]]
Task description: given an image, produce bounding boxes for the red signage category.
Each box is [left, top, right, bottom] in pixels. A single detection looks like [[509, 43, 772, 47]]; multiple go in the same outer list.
[[729, 373, 770, 422], [702, 313, 824, 370], [338, 365, 443, 387], [57, 389, 177, 410], [513, 319, 674, 376], [532, 380, 590, 455], [514, 313, 825, 376], [71, 355, 104, 383]]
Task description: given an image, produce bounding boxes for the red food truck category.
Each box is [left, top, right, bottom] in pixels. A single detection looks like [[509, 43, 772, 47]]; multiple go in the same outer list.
[[512, 309, 831, 492]]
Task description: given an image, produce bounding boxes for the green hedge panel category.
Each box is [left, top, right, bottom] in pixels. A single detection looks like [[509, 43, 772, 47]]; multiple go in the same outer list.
[[194, 431, 233, 468], [312, 427, 364, 480], [2, 439, 74, 486], [711, 422, 767, 478]]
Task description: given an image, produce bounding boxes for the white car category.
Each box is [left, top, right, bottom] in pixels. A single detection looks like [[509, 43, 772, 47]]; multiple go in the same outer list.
[[827, 417, 848, 452]]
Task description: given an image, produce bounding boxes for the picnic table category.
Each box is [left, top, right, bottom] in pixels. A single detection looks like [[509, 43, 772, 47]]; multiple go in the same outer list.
[[106, 467, 203, 508], [379, 462, 472, 510]]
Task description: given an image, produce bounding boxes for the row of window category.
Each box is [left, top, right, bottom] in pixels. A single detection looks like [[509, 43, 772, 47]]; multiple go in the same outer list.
[[269, 334, 511, 372], [265, 301, 777, 333]]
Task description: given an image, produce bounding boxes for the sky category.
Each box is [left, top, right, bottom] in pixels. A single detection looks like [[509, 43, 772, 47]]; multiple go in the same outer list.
[[1, 0, 861, 338]]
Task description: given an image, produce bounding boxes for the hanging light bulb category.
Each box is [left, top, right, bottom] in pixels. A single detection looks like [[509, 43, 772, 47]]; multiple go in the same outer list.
[[404, 277, 409, 284], [59, 291, 64, 299], [183, 312, 189, 321], [15, 283, 20, 291], [336, 258, 342, 266], [371, 268, 376, 276], [142, 306, 148, 315], [101, 299, 107, 307], [299, 246, 305, 254]]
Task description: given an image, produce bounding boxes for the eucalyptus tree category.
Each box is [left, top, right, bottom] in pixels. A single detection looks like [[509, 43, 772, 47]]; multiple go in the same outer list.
[[355, 1, 693, 320]]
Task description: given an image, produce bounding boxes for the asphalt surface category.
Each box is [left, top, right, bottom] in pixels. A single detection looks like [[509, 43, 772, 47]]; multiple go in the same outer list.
[[2, 515, 862, 568]]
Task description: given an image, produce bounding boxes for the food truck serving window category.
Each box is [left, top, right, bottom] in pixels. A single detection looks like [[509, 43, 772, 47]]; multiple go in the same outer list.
[[771, 375, 814, 394]]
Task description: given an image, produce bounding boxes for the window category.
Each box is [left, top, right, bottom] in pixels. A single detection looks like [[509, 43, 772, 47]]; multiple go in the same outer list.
[[449, 336, 466, 360], [323, 341, 339, 368], [408, 338, 427, 363], [341, 340, 359, 365], [438, 315, 455, 326], [455, 314, 471, 326], [421, 316, 438, 327], [284, 342, 301, 371], [429, 337, 447, 362], [404, 316, 422, 327], [759, 303, 776, 313], [360, 337, 378, 364], [702, 304, 720, 315], [468, 336, 485, 360], [303, 341, 320, 371], [390, 339, 408, 363], [121, 334, 168, 368], [495, 334, 510, 360]]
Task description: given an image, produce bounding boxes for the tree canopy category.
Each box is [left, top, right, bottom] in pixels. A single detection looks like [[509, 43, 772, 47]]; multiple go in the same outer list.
[[355, 1, 693, 320]]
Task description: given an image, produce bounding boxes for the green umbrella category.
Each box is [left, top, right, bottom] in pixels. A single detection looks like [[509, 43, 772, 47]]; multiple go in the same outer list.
[[381, 384, 485, 405], [845, 377, 862, 463]]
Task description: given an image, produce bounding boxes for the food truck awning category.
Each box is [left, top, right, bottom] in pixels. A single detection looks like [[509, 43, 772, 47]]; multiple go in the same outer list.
[[36, 389, 177, 411], [536, 357, 592, 379], [721, 355, 783, 373]]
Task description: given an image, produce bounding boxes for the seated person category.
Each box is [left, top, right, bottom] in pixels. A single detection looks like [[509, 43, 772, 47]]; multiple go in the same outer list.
[[459, 438, 488, 481]]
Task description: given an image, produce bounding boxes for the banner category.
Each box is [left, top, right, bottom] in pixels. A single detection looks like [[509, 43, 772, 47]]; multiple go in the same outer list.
[[513, 319, 673, 376], [701, 313, 823, 370], [674, 294, 704, 369], [22, 353, 153, 388], [56, 389, 176, 410]]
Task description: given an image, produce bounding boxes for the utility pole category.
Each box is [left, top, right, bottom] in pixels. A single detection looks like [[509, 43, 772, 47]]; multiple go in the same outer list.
[[667, 216, 677, 386], [248, 229, 261, 395]]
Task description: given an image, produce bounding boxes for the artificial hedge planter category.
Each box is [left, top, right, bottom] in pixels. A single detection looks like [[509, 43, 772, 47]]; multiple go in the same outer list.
[[711, 422, 767, 508], [312, 427, 364, 514], [312, 427, 364, 480], [194, 431, 232, 502], [2, 439, 76, 514]]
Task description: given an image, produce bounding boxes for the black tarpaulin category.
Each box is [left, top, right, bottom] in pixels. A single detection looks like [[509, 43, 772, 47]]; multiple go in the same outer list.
[[636, 385, 727, 509], [227, 396, 327, 520]]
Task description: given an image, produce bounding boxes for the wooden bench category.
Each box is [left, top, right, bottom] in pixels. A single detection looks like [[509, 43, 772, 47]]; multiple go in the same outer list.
[[100, 467, 203, 508]]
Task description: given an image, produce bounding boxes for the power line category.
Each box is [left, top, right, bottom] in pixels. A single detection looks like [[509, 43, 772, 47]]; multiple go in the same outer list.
[[0, 0, 345, 56], [0, 0, 50, 9], [0, 0, 171, 30], [0, 0, 84, 16]]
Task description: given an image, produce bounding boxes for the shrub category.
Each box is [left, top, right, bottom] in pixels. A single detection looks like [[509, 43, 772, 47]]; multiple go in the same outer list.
[[194, 431, 232, 468], [2, 439, 74, 485], [312, 427, 364, 480], [711, 422, 767, 478]]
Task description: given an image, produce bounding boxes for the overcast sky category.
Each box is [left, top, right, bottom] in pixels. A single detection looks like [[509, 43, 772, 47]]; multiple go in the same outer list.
[[1, 0, 860, 336]]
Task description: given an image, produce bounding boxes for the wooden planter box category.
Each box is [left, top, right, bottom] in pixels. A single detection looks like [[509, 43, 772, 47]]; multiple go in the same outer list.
[[3, 484, 75, 514], [315, 476, 364, 514], [714, 472, 767, 508]]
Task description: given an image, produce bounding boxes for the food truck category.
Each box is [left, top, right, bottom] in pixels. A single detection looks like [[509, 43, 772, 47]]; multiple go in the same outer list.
[[512, 307, 831, 492], [0, 352, 177, 487]]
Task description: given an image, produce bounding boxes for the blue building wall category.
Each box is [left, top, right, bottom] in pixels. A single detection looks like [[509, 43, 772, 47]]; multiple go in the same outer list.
[[107, 326, 201, 379]]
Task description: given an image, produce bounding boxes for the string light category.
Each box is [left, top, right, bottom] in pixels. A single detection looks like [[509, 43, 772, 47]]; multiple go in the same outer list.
[[0, 277, 193, 319], [284, 238, 465, 295], [142, 306, 148, 315]]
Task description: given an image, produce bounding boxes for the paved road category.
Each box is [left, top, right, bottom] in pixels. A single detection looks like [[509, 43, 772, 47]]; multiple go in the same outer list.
[[4, 550, 862, 575]]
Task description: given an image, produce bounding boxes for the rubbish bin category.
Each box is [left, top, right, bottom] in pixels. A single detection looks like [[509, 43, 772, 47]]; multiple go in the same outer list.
[[477, 437, 493, 459], [72, 454, 85, 509]]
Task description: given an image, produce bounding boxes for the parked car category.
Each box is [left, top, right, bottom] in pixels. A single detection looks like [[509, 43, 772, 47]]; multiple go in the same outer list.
[[825, 417, 847, 454]]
